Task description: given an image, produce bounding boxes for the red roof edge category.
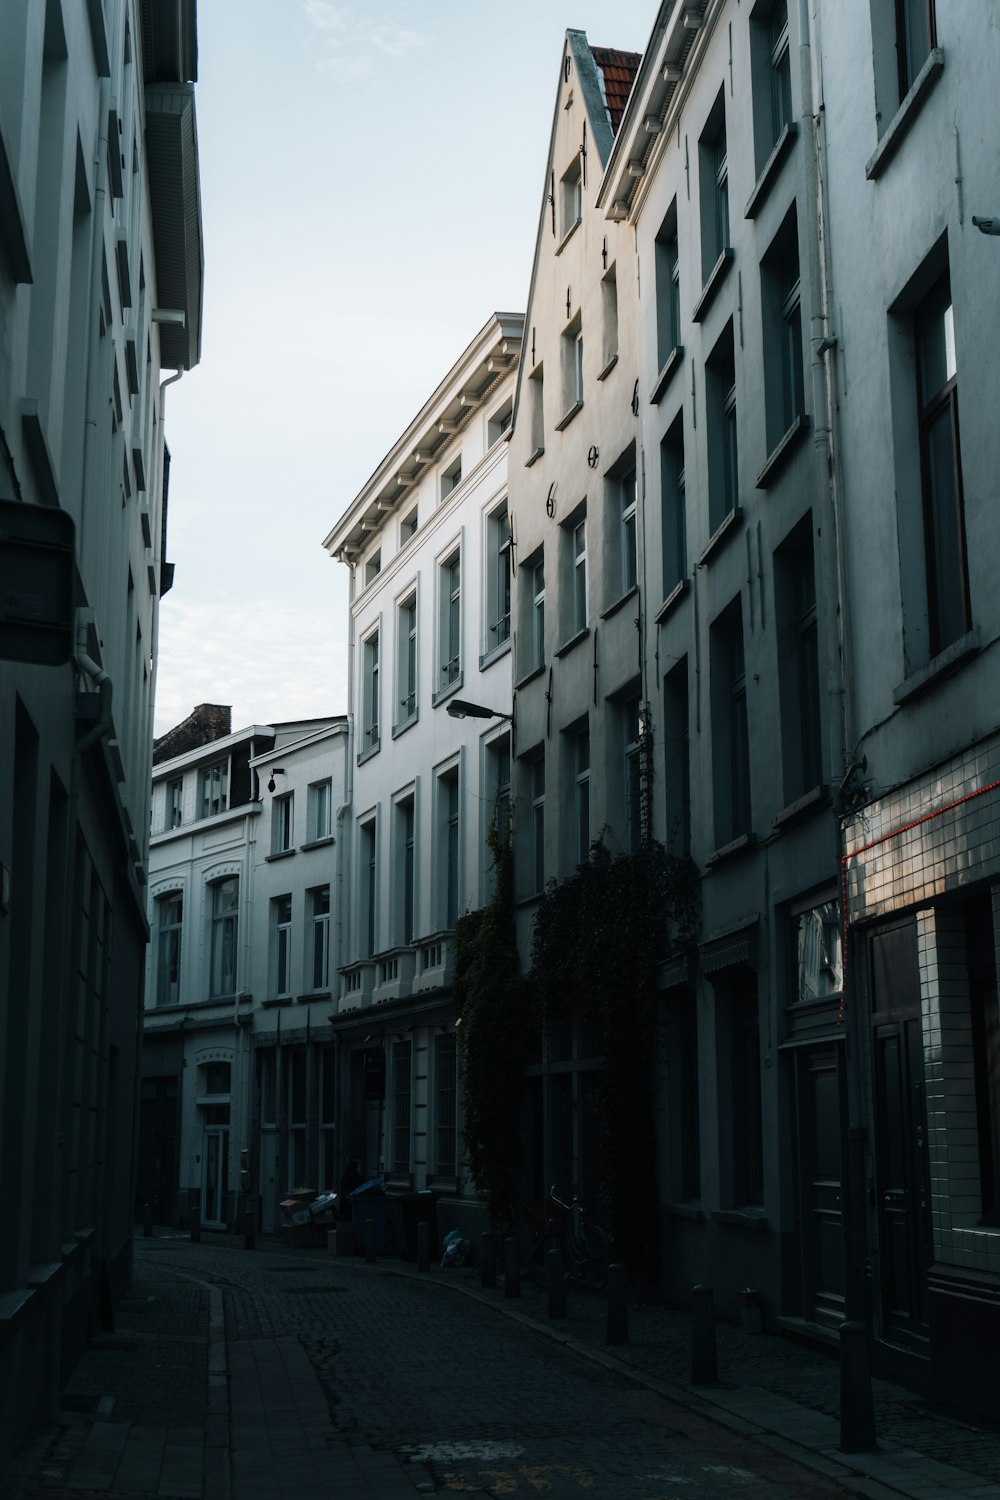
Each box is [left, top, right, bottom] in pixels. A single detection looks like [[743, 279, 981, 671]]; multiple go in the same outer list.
[[591, 47, 642, 134]]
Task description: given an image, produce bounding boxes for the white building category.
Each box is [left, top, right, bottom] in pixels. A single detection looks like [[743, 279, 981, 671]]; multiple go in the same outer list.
[[324, 312, 523, 1246], [142, 706, 347, 1236], [0, 0, 202, 1461]]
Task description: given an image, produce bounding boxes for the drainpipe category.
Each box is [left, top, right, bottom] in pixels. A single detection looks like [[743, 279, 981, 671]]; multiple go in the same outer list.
[[333, 558, 357, 981]]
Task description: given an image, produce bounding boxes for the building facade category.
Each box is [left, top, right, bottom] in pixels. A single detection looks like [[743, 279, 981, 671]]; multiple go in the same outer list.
[[0, 0, 202, 1462], [324, 312, 522, 1245]]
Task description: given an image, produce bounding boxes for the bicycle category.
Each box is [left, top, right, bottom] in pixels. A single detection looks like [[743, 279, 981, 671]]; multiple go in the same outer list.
[[524, 1186, 610, 1290]]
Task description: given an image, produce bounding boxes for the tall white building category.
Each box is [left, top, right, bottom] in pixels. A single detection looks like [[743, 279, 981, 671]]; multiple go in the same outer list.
[[0, 0, 202, 1461], [324, 312, 522, 1245]]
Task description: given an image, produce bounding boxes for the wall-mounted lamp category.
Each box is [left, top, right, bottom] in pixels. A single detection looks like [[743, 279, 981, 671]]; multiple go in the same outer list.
[[972, 216, 1000, 236], [446, 698, 512, 724], [267, 767, 286, 793]]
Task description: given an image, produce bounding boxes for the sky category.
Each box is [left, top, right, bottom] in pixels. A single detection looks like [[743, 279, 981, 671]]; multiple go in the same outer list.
[[153, 0, 658, 736]]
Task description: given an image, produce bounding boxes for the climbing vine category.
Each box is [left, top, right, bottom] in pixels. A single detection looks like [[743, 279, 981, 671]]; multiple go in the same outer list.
[[530, 840, 699, 1271], [454, 817, 533, 1234]]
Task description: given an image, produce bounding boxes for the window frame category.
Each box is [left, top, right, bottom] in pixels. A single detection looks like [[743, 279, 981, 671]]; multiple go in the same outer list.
[[272, 792, 294, 854], [438, 547, 462, 694], [395, 589, 418, 730], [155, 891, 183, 1007], [273, 893, 293, 998], [208, 875, 239, 998], [361, 625, 381, 756], [199, 760, 229, 820], [485, 500, 512, 655], [309, 885, 331, 991]]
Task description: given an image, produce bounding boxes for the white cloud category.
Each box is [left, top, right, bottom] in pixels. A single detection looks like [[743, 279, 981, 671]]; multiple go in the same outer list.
[[303, 1, 350, 35], [369, 24, 428, 58], [303, 4, 429, 79]]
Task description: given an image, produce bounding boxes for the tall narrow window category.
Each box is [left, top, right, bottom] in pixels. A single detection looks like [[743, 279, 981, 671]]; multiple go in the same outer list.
[[561, 315, 584, 417], [699, 93, 730, 282], [310, 886, 330, 990], [359, 818, 377, 958], [664, 657, 691, 857], [200, 761, 228, 819], [916, 272, 968, 656], [309, 780, 332, 841], [392, 1040, 412, 1176], [529, 753, 545, 895], [660, 415, 687, 597], [529, 365, 544, 457], [620, 468, 638, 594], [574, 728, 590, 866], [531, 555, 545, 671], [362, 627, 380, 754], [707, 322, 738, 533], [273, 894, 292, 997], [487, 731, 512, 841], [209, 877, 239, 997], [272, 793, 293, 854], [776, 518, 822, 801], [395, 795, 416, 946], [441, 455, 462, 499], [896, 0, 936, 98], [601, 264, 619, 370], [624, 697, 642, 854], [560, 156, 582, 238], [167, 778, 183, 829], [439, 550, 461, 690], [769, 1, 792, 140], [156, 893, 183, 1006], [396, 591, 418, 728], [435, 1033, 457, 1176], [762, 207, 804, 451], [438, 767, 460, 929], [572, 518, 587, 634], [486, 502, 512, 652], [655, 204, 681, 370], [711, 599, 751, 847]]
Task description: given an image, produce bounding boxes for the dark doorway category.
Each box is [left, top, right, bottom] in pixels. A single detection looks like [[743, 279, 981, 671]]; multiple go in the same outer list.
[[793, 1045, 846, 1329], [870, 918, 932, 1348], [136, 1076, 178, 1225]]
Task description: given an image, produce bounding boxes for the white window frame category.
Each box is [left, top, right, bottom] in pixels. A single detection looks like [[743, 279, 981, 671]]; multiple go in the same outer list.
[[395, 588, 418, 730], [574, 728, 591, 866], [438, 546, 462, 695], [620, 469, 638, 595], [572, 518, 587, 634], [434, 757, 462, 930], [167, 778, 183, 830], [208, 876, 239, 998], [393, 789, 417, 947], [155, 890, 183, 1006], [531, 555, 545, 671], [272, 792, 294, 854], [361, 624, 381, 756], [309, 885, 330, 991], [200, 760, 229, 820], [308, 779, 332, 842], [485, 500, 512, 655], [273, 893, 292, 997]]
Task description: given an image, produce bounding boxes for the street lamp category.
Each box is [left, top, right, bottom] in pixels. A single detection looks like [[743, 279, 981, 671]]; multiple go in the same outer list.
[[446, 697, 513, 723], [972, 216, 1000, 236]]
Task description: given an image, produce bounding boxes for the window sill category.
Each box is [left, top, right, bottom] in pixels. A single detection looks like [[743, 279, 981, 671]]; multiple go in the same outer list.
[[772, 784, 828, 830], [597, 353, 619, 382], [866, 48, 945, 181], [555, 400, 584, 432], [432, 673, 464, 709], [664, 1201, 706, 1223], [555, 627, 590, 659], [744, 122, 798, 220], [357, 740, 380, 766], [697, 506, 742, 567], [692, 248, 734, 324], [655, 577, 689, 624], [600, 585, 639, 623], [650, 345, 684, 405], [296, 990, 331, 1003], [300, 836, 334, 852], [705, 831, 756, 867], [480, 638, 512, 672], [265, 848, 295, 863], [392, 711, 419, 740], [525, 445, 545, 469], [756, 414, 810, 489], [712, 1207, 769, 1230], [892, 627, 980, 707], [260, 996, 293, 1008], [555, 217, 581, 255], [516, 893, 544, 911], [515, 662, 546, 691]]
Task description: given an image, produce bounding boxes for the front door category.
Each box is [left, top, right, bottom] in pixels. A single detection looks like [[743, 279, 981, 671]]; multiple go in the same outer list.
[[870, 919, 932, 1347], [202, 1125, 230, 1228]]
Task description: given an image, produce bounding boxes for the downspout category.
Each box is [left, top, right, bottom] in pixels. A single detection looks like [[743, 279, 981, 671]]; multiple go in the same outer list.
[[333, 556, 357, 1182]]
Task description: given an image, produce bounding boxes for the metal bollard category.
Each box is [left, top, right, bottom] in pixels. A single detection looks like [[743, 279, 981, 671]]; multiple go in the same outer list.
[[606, 1263, 628, 1345], [839, 1321, 878, 1453], [364, 1216, 376, 1264], [143, 1202, 153, 1239], [190, 1205, 201, 1244], [547, 1248, 567, 1320], [243, 1206, 255, 1252], [480, 1232, 497, 1289], [503, 1236, 520, 1298], [690, 1284, 717, 1384], [417, 1220, 430, 1272]]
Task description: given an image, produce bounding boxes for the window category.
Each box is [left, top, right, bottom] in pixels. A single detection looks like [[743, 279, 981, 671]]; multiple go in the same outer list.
[[711, 599, 751, 847], [761, 207, 804, 451], [915, 271, 969, 657], [485, 731, 511, 843], [272, 894, 292, 997], [655, 204, 681, 369], [567, 515, 588, 636], [528, 365, 544, 457], [560, 156, 582, 238], [394, 794, 416, 946], [699, 91, 730, 282], [308, 780, 332, 842], [486, 502, 512, 652], [435, 1033, 458, 1176], [441, 455, 462, 499], [620, 467, 638, 595], [574, 727, 590, 866], [272, 793, 293, 854], [439, 549, 461, 691], [488, 398, 513, 446], [200, 761, 228, 819], [528, 752, 545, 896], [400, 507, 418, 544], [601, 265, 619, 370], [896, 0, 936, 98], [561, 315, 583, 416], [362, 626, 380, 754], [775, 517, 822, 802], [660, 414, 687, 597], [438, 766, 461, 928], [364, 550, 381, 586], [751, 0, 792, 171], [209, 876, 239, 997], [156, 893, 182, 1006], [359, 817, 377, 958], [664, 657, 691, 857], [309, 886, 330, 990], [396, 591, 418, 728], [392, 1040, 412, 1176], [530, 554, 545, 672], [167, 778, 183, 829], [707, 321, 738, 533], [793, 898, 843, 1005], [624, 697, 643, 854]]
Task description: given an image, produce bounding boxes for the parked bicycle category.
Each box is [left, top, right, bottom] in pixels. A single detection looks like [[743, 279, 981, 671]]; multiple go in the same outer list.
[[524, 1186, 609, 1290]]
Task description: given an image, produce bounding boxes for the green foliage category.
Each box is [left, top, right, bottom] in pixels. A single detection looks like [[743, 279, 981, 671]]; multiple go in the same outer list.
[[530, 840, 699, 1271], [454, 817, 533, 1233]]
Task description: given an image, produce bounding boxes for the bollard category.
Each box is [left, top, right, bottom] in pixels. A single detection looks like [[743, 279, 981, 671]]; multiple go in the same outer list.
[[547, 1248, 567, 1320], [243, 1206, 255, 1252], [190, 1205, 201, 1244], [606, 1262, 628, 1345], [364, 1216, 376, 1265], [417, 1220, 430, 1273], [480, 1232, 497, 1289], [143, 1202, 153, 1239], [839, 1321, 877, 1453], [690, 1284, 717, 1384], [503, 1236, 520, 1298]]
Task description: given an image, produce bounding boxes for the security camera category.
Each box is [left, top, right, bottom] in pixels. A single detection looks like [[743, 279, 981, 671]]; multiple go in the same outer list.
[[972, 215, 1000, 236]]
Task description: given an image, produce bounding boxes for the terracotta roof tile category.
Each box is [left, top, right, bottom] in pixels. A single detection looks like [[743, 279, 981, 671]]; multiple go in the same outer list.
[[591, 46, 642, 133]]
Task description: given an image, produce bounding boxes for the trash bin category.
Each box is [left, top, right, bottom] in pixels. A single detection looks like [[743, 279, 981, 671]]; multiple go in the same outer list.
[[349, 1176, 387, 1254], [397, 1191, 439, 1261]]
